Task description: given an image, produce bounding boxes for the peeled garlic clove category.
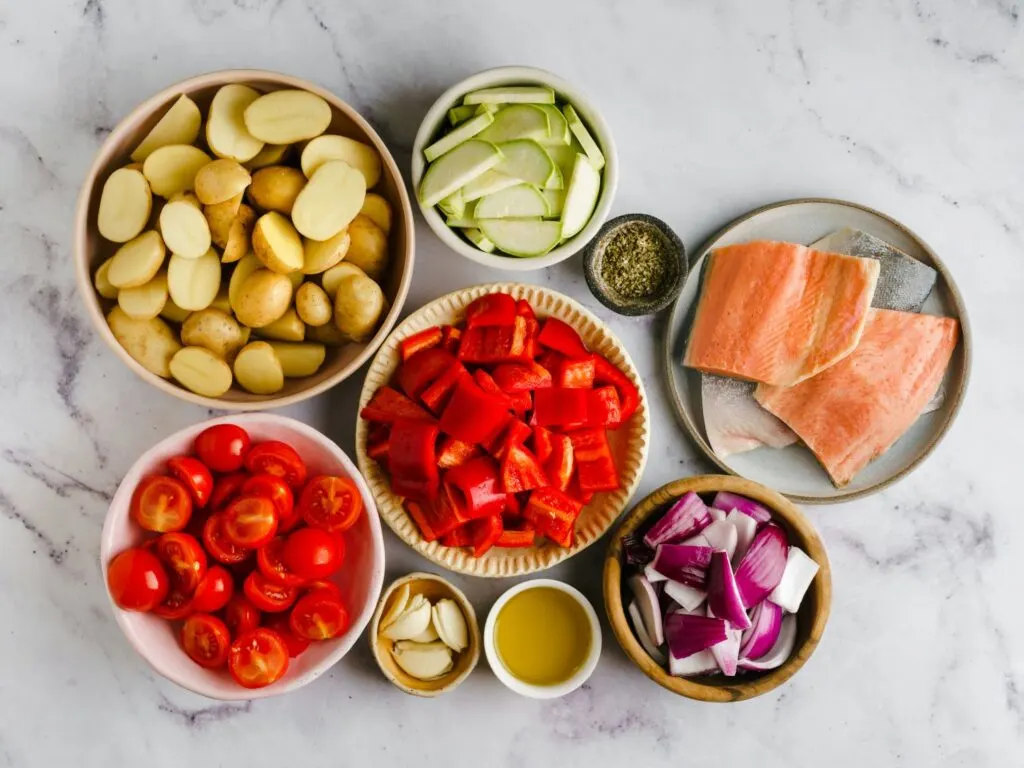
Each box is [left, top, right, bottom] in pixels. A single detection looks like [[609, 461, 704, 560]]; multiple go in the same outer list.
[[409, 622, 439, 643], [391, 640, 454, 681], [432, 598, 469, 653], [381, 583, 411, 629], [382, 594, 431, 640]]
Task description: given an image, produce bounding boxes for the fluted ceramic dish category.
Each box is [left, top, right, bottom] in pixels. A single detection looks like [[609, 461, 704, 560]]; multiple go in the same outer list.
[[355, 283, 650, 577]]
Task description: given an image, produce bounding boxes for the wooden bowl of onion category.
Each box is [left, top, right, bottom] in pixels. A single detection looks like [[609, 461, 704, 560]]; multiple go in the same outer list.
[[603, 475, 831, 702]]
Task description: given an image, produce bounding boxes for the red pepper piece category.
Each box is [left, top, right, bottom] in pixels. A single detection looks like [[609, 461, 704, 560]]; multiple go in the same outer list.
[[545, 434, 575, 491], [485, 419, 532, 460], [439, 376, 511, 445], [440, 325, 462, 355], [361, 387, 435, 424], [367, 438, 390, 461], [445, 457, 507, 520], [473, 369, 516, 411], [436, 435, 480, 469], [533, 388, 590, 427], [405, 497, 462, 542], [492, 360, 553, 392], [389, 420, 441, 500], [523, 316, 540, 359], [468, 515, 504, 557], [588, 385, 623, 427], [510, 390, 531, 419], [458, 316, 529, 364], [440, 525, 473, 548], [522, 487, 583, 548], [420, 361, 468, 413], [593, 356, 640, 423], [515, 299, 536, 321], [568, 429, 621, 492], [536, 349, 564, 373], [501, 443, 549, 493], [396, 347, 455, 399], [531, 426, 555, 464], [537, 318, 590, 359], [466, 293, 517, 329], [496, 529, 535, 548], [557, 355, 597, 389], [504, 492, 523, 518], [399, 327, 442, 361], [565, 475, 595, 506]]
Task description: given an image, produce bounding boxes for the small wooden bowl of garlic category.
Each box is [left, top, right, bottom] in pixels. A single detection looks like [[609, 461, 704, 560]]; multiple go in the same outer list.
[[369, 572, 480, 697]]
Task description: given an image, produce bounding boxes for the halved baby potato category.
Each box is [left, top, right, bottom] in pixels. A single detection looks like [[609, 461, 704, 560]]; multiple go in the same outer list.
[[295, 282, 332, 327], [107, 306, 182, 378], [167, 249, 221, 311], [117, 270, 168, 320], [333, 273, 384, 342], [252, 211, 304, 273], [243, 90, 331, 144], [160, 297, 191, 324], [160, 200, 212, 259], [194, 159, 252, 205], [320, 261, 366, 299], [359, 192, 392, 234], [228, 252, 263, 310], [267, 341, 326, 377], [291, 160, 366, 241], [301, 229, 350, 275], [249, 166, 306, 215], [93, 257, 119, 299], [244, 143, 290, 171], [205, 192, 244, 248], [343, 214, 388, 280], [107, 230, 166, 289], [222, 203, 255, 264], [206, 84, 265, 163], [181, 308, 244, 359], [232, 268, 292, 328], [300, 134, 381, 187], [170, 346, 234, 397], [253, 307, 305, 342], [142, 144, 211, 198], [233, 341, 285, 395], [131, 95, 202, 163], [310, 320, 347, 346], [97, 168, 152, 243]]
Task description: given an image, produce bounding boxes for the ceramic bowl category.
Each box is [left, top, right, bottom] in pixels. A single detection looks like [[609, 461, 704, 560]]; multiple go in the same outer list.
[[483, 579, 601, 699], [355, 282, 650, 577], [369, 572, 480, 697], [411, 65, 618, 271], [74, 69, 415, 410], [603, 475, 831, 703], [99, 413, 385, 700]]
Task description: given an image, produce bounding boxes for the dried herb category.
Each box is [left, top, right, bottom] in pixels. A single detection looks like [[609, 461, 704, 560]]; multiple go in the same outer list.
[[599, 222, 671, 299]]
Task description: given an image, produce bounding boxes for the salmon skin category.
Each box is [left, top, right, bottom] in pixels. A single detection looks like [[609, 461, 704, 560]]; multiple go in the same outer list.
[[684, 241, 880, 387], [701, 374, 797, 458], [754, 308, 959, 487]]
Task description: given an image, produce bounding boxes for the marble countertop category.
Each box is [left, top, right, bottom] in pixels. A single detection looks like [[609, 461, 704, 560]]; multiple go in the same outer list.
[[1, 0, 1021, 765]]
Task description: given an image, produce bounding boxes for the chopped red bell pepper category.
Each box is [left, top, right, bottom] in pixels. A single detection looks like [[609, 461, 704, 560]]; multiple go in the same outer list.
[[496, 529, 535, 548], [593, 356, 640, 423], [485, 419, 532, 460], [367, 438, 390, 461], [440, 325, 462, 354], [405, 491, 467, 541], [458, 316, 529, 363], [504, 492, 523, 518], [367, 423, 391, 443], [436, 435, 480, 469], [557, 355, 596, 389], [468, 515, 503, 557], [568, 428, 621, 492], [444, 457, 507, 520], [399, 327, 443, 361], [361, 387, 435, 424], [396, 347, 455, 399], [545, 433, 575, 491], [533, 388, 590, 427], [522, 317, 540, 359], [510, 390, 531, 419], [439, 376, 511, 445], [440, 525, 473, 547], [522, 487, 582, 548], [537, 318, 591, 359], [420, 361, 468, 413], [388, 420, 440, 500], [473, 369, 515, 411], [531, 426, 555, 464], [536, 349, 564, 373], [588, 385, 623, 427], [501, 443, 549, 494], [492, 360, 553, 392], [516, 299, 536, 321], [466, 293, 517, 328], [565, 474, 595, 506]]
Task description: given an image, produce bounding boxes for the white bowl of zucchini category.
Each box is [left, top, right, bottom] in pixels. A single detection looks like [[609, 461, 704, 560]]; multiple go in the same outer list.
[[411, 66, 617, 270]]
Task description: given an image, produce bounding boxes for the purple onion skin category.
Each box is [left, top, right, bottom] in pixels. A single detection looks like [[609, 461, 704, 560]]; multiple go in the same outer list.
[[643, 492, 712, 549], [622, 533, 655, 567], [712, 491, 772, 523], [706, 550, 751, 630], [739, 600, 783, 660], [665, 612, 728, 660], [734, 524, 789, 607]]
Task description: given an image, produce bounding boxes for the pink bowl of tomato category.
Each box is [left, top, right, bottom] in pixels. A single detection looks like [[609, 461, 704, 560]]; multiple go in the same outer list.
[[100, 413, 385, 700]]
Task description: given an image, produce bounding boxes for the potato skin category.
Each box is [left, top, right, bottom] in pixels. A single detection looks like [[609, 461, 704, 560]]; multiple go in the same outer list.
[[295, 282, 332, 327], [249, 166, 306, 215], [333, 273, 384, 342], [344, 214, 389, 280], [232, 269, 292, 328], [181, 308, 244, 359], [106, 306, 182, 378]]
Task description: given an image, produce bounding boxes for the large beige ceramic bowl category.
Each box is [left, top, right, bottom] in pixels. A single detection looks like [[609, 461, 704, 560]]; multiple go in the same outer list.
[[74, 69, 414, 410]]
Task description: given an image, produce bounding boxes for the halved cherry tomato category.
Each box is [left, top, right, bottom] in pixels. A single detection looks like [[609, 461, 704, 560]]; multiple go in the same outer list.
[[152, 587, 193, 620], [282, 527, 344, 581], [130, 475, 193, 533], [153, 532, 207, 594], [264, 615, 311, 658], [166, 456, 214, 508], [181, 613, 231, 669], [243, 570, 297, 612], [191, 565, 234, 613], [229, 628, 289, 689], [223, 595, 261, 637], [202, 514, 251, 565], [302, 580, 342, 601], [289, 590, 349, 640], [222, 496, 278, 549], [256, 537, 306, 588], [244, 441, 307, 487], [242, 474, 298, 532], [209, 472, 248, 511], [107, 547, 169, 611], [299, 475, 363, 533], [194, 423, 251, 473]]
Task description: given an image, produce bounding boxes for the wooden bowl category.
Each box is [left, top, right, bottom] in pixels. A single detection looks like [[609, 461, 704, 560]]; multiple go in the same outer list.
[[369, 572, 480, 697], [603, 475, 832, 702], [73, 69, 415, 410]]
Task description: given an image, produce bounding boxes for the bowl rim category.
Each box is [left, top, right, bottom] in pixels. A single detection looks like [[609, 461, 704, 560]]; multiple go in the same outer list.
[[99, 412, 386, 700], [410, 65, 618, 271], [602, 474, 832, 703], [73, 68, 416, 411], [368, 571, 481, 697], [483, 578, 602, 699]]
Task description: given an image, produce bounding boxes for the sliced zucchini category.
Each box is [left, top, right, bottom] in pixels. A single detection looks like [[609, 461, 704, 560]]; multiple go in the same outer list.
[[473, 184, 549, 219], [418, 139, 502, 207], [476, 104, 549, 144], [478, 219, 562, 258], [424, 111, 495, 162], [560, 153, 601, 239], [463, 86, 555, 105], [563, 105, 605, 171], [463, 228, 495, 253], [494, 140, 557, 188], [537, 105, 570, 146]]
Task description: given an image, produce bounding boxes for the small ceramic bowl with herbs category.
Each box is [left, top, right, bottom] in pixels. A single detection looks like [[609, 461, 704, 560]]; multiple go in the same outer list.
[[411, 66, 618, 270], [583, 214, 687, 316]]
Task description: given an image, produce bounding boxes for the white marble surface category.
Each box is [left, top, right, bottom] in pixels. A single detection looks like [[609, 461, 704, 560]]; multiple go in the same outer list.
[[0, 0, 1021, 765]]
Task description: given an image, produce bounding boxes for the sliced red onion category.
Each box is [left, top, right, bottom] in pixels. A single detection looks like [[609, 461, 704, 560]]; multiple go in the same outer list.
[[739, 600, 783, 660], [709, 506, 728, 523], [650, 544, 714, 588], [627, 574, 664, 645], [680, 531, 711, 548], [665, 612, 728, 660], [643, 492, 712, 548], [769, 547, 820, 613], [670, 649, 717, 676], [644, 562, 667, 583], [726, 509, 758, 566], [738, 614, 797, 671], [701, 520, 739, 561], [663, 579, 707, 612], [706, 550, 752, 630], [706, 605, 742, 676], [628, 599, 667, 665], [712, 491, 771, 524], [734, 524, 789, 607], [621, 533, 655, 567]]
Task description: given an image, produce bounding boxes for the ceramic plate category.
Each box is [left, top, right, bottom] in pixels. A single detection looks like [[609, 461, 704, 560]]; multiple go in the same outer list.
[[664, 199, 971, 503], [356, 282, 650, 576]]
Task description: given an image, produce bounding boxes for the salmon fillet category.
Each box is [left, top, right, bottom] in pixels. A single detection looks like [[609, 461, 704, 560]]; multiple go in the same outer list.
[[684, 241, 880, 386], [754, 308, 959, 486]]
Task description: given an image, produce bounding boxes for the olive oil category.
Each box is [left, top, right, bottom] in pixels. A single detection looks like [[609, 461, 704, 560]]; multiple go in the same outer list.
[[494, 587, 591, 686]]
